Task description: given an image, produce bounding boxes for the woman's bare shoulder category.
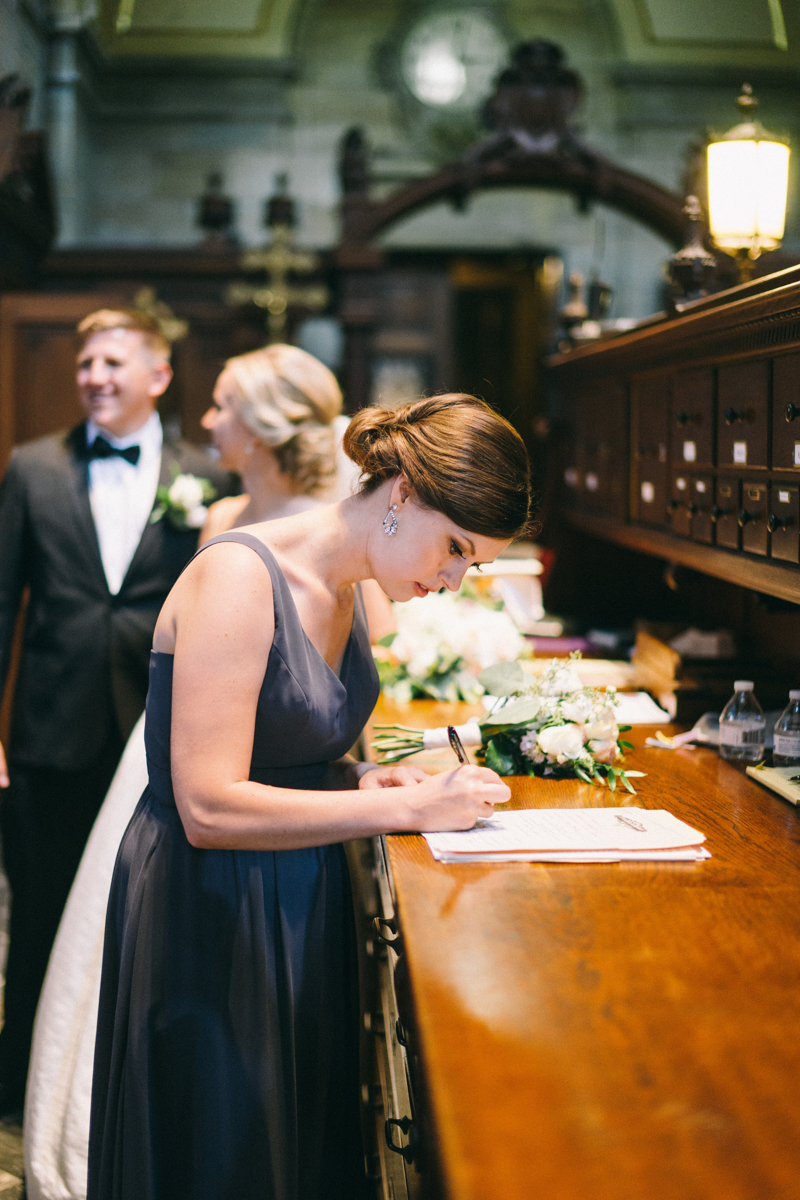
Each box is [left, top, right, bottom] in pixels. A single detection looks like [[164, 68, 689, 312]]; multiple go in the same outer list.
[[154, 538, 274, 654], [201, 494, 250, 541]]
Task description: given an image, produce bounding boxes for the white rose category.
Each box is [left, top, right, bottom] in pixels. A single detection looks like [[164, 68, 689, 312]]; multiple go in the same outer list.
[[537, 723, 585, 761], [583, 705, 618, 746], [185, 504, 208, 529], [588, 738, 619, 764], [560, 697, 591, 724], [168, 474, 205, 512]]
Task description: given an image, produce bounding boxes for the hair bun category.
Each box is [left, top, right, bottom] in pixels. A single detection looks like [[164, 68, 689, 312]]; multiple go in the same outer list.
[[343, 394, 532, 540], [342, 406, 402, 473]]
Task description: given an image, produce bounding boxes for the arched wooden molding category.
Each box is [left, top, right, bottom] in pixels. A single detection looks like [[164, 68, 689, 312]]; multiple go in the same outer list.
[[336, 41, 688, 267]]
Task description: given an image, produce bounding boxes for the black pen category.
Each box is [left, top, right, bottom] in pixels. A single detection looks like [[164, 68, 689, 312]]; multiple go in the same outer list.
[[447, 726, 468, 765]]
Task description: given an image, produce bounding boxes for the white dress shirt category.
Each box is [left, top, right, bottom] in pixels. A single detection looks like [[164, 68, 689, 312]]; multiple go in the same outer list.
[[86, 412, 163, 595]]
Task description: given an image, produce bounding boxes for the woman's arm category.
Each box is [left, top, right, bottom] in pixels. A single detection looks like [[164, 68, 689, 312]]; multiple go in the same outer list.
[[169, 542, 509, 851]]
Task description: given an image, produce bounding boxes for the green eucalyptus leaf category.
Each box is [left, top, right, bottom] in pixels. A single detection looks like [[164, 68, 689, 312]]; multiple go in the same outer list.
[[477, 660, 527, 696], [479, 695, 541, 728], [484, 738, 517, 776]]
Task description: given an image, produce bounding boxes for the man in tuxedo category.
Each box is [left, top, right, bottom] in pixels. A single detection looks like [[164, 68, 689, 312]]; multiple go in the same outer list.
[[0, 308, 231, 1115]]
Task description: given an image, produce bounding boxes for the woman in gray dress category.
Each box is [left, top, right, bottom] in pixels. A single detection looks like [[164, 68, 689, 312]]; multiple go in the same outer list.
[[88, 393, 532, 1200]]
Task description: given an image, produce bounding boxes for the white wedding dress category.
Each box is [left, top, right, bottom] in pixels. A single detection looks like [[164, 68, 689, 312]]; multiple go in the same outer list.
[[23, 715, 148, 1200]]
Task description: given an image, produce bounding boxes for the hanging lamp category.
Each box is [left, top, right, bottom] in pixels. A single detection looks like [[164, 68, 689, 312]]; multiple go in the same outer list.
[[706, 84, 790, 281]]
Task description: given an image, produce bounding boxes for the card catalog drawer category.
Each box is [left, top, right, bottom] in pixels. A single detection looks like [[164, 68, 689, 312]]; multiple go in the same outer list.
[[668, 471, 693, 538], [690, 475, 714, 545], [772, 355, 800, 471], [714, 478, 740, 550], [671, 369, 713, 468], [631, 377, 668, 524], [633, 462, 667, 525], [740, 480, 769, 556], [769, 484, 799, 564], [717, 361, 768, 469]]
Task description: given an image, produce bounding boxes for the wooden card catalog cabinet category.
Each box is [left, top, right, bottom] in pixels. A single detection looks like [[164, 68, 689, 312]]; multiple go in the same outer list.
[[548, 272, 800, 603]]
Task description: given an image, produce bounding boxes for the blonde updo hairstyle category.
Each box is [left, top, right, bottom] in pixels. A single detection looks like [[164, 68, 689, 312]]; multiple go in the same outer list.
[[344, 394, 532, 540], [224, 344, 342, 494]]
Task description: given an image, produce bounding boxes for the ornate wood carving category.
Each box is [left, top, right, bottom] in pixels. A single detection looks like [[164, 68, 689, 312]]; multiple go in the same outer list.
[[0, 74, 56, 288], [337, 41, 688, 268]]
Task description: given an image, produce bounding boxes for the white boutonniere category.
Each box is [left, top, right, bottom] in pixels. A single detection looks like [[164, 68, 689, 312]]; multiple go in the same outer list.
[[150, 468, 217, 531]]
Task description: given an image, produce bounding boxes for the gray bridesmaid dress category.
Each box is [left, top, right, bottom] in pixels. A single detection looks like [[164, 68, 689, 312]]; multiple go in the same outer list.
[[88, 532, 380, 1200]]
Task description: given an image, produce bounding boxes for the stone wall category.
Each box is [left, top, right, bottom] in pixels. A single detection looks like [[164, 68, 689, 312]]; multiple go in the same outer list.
[[2, 0, 800, 320]]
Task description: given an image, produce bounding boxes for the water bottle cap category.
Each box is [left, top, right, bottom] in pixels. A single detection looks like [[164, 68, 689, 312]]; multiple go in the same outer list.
[[790, 690, 800, 700], [734, 680, 754, 691]]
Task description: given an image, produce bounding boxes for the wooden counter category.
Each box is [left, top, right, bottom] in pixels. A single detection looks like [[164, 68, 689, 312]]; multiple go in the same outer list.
[[362, 699, 800, 1200]]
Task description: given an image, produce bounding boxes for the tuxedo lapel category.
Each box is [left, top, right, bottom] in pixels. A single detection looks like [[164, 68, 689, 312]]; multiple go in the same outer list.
[[118, 438, 187, 591], [64, 425, 109, 591]]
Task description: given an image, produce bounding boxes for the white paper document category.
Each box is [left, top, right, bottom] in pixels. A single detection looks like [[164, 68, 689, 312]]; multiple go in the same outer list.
[[423, 807, 709, 864], [614, 692, 671, 724]]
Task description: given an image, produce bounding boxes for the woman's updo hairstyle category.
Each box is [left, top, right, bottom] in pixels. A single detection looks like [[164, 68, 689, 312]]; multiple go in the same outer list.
[[343, 394, 531, 540], [224, 344, 342, 493]]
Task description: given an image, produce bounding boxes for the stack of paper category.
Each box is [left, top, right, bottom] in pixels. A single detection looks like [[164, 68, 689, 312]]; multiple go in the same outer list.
[[422, 807, 710, 864]]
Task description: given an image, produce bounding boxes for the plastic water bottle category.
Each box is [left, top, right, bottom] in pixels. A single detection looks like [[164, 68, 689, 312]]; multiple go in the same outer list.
[[718, 681, 765, 763], [773, 690, 800, 767]]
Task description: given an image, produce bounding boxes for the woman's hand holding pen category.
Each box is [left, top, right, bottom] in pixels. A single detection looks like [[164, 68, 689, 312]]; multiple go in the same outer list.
[[395, 764, 510, 832], [358, 723, 509, 830]]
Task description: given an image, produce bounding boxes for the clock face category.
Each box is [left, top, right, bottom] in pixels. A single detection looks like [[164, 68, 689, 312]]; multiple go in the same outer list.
[[400, 11, 508, 109]]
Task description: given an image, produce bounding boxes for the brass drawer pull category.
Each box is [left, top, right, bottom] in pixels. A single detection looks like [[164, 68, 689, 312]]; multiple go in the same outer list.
[[725, 407, 746, 425], [785, 403, 800, 422], [385, 1115, 417, 1164]]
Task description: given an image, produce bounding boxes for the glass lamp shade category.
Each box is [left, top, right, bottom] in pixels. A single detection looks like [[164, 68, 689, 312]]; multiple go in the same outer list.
[[707, 138, 790, 251]]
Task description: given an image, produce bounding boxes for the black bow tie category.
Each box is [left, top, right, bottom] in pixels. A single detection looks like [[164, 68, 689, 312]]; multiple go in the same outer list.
[[87, 436, 141, 466]]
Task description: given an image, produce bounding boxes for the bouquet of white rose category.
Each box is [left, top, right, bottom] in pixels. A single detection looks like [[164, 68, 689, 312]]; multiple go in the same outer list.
[[375, 588, 525, 703], [373, 652, 645, 793]]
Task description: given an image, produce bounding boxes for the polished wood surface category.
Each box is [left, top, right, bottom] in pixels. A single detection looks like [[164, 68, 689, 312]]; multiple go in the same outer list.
[[366, 698, 800, 1200]]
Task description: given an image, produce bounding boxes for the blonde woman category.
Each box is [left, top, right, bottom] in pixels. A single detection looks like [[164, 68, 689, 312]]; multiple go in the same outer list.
[[201, 344, 343, 534], [200, 344, 393, 638]]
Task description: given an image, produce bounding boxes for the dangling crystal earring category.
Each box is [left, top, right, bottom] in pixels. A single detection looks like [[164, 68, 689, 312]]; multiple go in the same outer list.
[[382, 504, 398, 537]]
